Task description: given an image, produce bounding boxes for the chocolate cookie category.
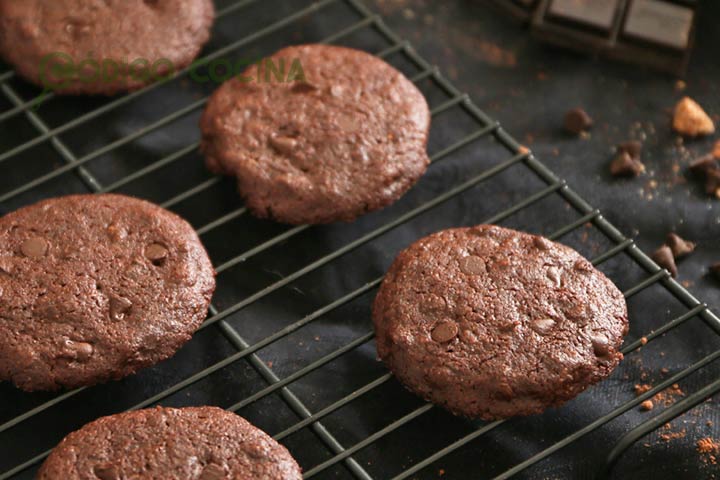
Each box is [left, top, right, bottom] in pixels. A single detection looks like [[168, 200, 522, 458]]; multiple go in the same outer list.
[[37, 406, 303, 479], [372, 225, 628, 420], [0, 194, 215, 391], [200, 44, 431, 224], [0, 0, 214, 95]]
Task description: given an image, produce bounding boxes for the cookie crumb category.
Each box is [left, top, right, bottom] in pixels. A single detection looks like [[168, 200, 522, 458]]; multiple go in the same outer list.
[[640, 400, 654, 411], [673, 97, 715, 137]]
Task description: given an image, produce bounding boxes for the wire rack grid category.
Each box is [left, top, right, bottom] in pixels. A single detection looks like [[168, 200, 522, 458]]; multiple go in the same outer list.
[[1, 0, 720, 479]]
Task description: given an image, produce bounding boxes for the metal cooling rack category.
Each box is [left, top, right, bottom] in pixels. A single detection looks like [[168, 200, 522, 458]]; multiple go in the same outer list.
[[1, 0, 720, 478]]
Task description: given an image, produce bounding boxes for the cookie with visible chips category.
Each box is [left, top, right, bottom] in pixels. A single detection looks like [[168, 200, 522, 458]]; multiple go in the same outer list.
[[372, 225, 628, 420], [0, 194, 215, 391], [37, 406, 302, 479], [0, 0, 214, 95], [200, 44, 431, 224]]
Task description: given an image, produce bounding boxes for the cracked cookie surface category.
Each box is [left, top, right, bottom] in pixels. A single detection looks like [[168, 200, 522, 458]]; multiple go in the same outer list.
[[200, 44, 430, 225], [0, 194, 215, 391], [38, 406, 302, 479], [372, 225, 628, 419]]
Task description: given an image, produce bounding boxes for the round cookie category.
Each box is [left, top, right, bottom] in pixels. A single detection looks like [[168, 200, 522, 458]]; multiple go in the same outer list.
[[372, 225, 628, 420], [37, 406, 303, 479], [0, 0, 214, 95], [0, 194, 215, 391], [200, 44, 431, 225]]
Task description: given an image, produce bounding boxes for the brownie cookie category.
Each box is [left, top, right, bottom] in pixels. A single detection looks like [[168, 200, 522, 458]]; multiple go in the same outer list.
[[0, 194, 215, 391], [200, 44, 430, 224], [0, 0, 214, 95], [372, 225, 628, 420], [37, 406, 303, 479]]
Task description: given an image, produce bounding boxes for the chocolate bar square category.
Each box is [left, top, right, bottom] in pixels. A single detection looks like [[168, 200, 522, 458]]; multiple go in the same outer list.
[[624, 0, 694, 50]]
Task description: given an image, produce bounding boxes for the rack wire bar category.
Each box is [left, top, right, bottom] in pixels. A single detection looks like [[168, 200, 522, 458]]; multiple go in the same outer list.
[[2, 0, 720, 478]]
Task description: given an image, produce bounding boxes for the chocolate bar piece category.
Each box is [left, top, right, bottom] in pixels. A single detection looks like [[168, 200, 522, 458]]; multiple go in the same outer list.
[[623, 0, 694, 50], [548, 0, 619, 32]]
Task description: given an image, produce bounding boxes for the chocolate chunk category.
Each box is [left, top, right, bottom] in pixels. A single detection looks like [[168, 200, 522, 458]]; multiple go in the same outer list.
[[624, 0, 694, 50], [548, 0, 619, 31], [431, 321, 459, 343], [533, 236, 552, 250], [59, 340, 94, 362], [268, 135, 298, 155], [710, 262, 720, 281], [673, 97, 715, 137], [200, 463, 228, 480], [21, 236, 48, 258], [109, 295, 133, 321], [666, 233, 695, 259], [617, 140, 642, 160], [610, 151, 645, 177], [564, 108, 593, 134], [651, 244, 677, 277], [0, 256, 13, 274], [93, 465, 120, 480], [705, 169, 720, 198], [689, 154, 718, 175], [458, 255, 486, 274], [290, 81, 317, 94], [591, 334, 610, 356], [530, 318, 556, 335], [145, 243, 168, 266]]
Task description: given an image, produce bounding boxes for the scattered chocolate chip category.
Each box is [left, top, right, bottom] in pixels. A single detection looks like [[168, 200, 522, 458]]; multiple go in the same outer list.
[[59, 339, 93, 362], [109, 295, 133, 321], [564, 107, 593, 135], [591, 335, 610, 356], [199, 463, 227, 480], [666, 233, 695, 259], [93, 464, 120, 480], [530, 318, 556, 335], [145, 243, 168, 266], [617, 140, 642, 160], [458, 255, 485, 275], [431, 321, 459, 343], [610, 151, 645, 177], [651, 245, 677, 277], [709, 262, 720, 281], [20, 236, 48, 258], [268, 135, 298, 155], [705, 168, 720, 198], [689, 154, 718, 175], [640, 400, 654, 411], [672, 96, 715, 137], [290, 81, 316, 93]]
